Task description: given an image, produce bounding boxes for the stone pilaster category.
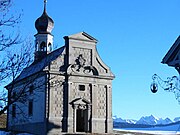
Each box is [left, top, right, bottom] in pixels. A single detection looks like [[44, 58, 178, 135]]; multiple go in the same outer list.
[[67, 82, 73, 133], [106, 85, 113, 133], [91, 84, 98, 132]]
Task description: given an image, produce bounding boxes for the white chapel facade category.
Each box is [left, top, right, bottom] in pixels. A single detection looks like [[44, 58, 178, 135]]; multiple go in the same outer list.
[[6, 1, 115, 135]]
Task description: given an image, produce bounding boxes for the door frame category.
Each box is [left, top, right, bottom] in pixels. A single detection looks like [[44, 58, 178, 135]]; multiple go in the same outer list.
[[70, 98, 91, 133]]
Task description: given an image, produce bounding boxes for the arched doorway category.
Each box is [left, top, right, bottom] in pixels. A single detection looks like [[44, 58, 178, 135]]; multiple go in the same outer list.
[[70, 98, 91, 133]]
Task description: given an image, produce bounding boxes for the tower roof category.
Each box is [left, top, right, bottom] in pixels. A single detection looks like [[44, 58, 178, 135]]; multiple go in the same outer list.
[[35, 0, 54, 34]]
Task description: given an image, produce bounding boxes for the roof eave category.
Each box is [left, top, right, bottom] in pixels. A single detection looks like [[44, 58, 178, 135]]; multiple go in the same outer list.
[[162, 35, 180, 65]]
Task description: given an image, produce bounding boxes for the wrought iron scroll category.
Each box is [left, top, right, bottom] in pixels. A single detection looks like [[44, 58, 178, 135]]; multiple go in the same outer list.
[[151, 74, 180, 104]]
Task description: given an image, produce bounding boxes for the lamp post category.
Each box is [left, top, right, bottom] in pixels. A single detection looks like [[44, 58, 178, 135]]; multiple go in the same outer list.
[[151, 74, 180, 104]]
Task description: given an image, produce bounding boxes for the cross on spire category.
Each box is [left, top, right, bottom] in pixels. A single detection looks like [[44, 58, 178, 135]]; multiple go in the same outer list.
[[44, 0, 47, 12]]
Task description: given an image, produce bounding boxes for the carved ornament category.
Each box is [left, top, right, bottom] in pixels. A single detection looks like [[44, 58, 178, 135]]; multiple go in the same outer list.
[[67, 54, 98, 75]]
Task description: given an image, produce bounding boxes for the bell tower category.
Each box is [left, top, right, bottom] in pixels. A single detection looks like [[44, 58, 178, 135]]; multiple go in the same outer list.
[[34, 0, 54, 61]]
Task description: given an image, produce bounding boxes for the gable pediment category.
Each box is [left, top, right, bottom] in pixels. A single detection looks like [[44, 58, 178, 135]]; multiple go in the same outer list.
[[73, 98, 90, 105], [70, 98, 91, 110], [70, 98, 90, 105], [67, 32, 98, 43]]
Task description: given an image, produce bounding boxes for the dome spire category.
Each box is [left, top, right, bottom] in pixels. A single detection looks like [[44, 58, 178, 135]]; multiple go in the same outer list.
[[35, 0, 54, 34], [34, 0, 54, 61]]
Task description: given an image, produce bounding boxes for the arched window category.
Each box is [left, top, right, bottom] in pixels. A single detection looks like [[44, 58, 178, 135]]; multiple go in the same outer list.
[[40, 42, 46, 51], [48, 43, 52, 51], [36, 42, 39, 51]]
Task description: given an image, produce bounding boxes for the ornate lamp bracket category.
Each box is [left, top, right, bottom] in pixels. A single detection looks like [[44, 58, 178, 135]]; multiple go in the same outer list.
[[150, 74, 180, 104]]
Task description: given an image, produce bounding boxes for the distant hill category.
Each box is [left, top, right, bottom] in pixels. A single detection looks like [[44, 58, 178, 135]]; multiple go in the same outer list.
[[174, 117, 180, 122]]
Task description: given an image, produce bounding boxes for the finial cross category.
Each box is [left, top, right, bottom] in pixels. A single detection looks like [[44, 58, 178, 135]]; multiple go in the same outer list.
[[44, 0, 47, 12]]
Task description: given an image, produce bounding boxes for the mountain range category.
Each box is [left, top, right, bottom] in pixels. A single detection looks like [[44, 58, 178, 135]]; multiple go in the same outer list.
[[113, 115, 180, 126]]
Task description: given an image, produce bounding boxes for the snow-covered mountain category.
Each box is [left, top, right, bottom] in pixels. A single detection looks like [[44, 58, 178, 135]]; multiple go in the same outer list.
[[113, 115, 179, 126], [113, 115, 137, 124], [136, 115, 172, 125]]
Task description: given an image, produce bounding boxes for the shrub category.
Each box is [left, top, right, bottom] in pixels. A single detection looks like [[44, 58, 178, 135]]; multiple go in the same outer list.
[[0, 114, 7, 129]]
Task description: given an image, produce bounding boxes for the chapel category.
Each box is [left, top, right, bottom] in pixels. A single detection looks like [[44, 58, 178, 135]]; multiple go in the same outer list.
[[6, 1, 114, 135]]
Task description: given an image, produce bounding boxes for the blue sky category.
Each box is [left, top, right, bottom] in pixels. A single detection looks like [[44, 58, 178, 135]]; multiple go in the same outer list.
[[9, 0, 180, 120]]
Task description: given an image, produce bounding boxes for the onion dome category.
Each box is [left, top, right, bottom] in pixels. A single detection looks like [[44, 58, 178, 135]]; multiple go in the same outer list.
[[35, 1, 54, 34]]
